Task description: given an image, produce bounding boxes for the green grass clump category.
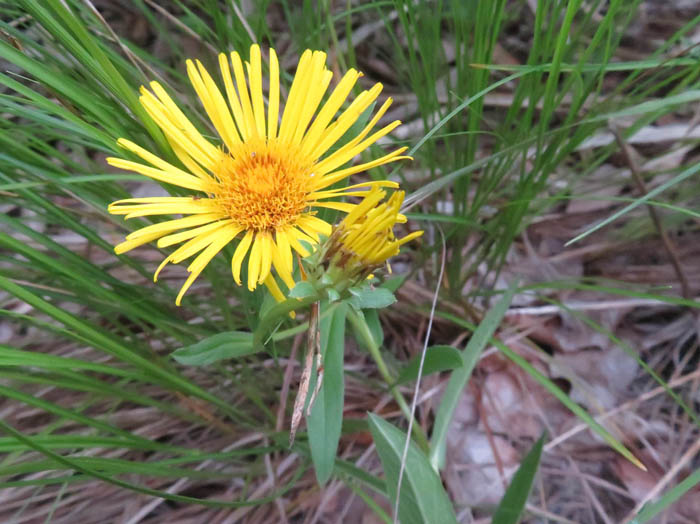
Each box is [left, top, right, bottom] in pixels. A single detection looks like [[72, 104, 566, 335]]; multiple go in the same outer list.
[[1, 1, 699, 522]]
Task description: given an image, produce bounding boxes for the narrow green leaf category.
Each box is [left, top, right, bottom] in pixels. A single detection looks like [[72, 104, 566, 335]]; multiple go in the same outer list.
[[472, 57, 699, 73], [500, 343, 642, 470], [595, 89, 700, 121], [435, 309, 647, 471], [368, 414, 457, 524], [171, 331, 256, 366], [381, 275, 407, 293], [363, 309, 385, 348], [566, 159, 700, 246], [0, 276, 239, 417], [631, 469, 700, 523], [0, 417, 305, 508], [0, 345, 146, 380], [395, 345, 463, 385], [430, 280, 519, 470], [491, 433, 546, 524], [308, 302, 348, 484]]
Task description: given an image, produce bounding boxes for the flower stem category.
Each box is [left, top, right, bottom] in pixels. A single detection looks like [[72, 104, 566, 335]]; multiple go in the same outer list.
[[347, 308, 430, 451]]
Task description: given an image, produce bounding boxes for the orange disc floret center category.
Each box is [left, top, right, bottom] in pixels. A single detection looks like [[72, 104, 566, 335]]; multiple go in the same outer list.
[[212, 138, 315, 231]]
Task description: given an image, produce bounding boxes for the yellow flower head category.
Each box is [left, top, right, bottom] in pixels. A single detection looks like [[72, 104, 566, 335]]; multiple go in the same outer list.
[[323, 187, 423, 281], [108, 44, 409, 305]]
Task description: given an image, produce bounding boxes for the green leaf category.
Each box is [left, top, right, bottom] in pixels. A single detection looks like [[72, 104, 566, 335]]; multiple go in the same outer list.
[[0, 417, 304, 508], [348, 287, 396, 309], [436, 308, 647, 471], [565, 159, 700, 246], [326, 287, 341, 302], [368, 414, 457, 524], [0, 277, 236, 416], [348, 309, 385, 352], [288, 281, 317, 299], [308, 302, 348, 485], [381, 275, 407, 293], [395, 345, 463, 385], [631, 469, 700, 523], [171, 331, 255, 366], [491, 433, 546, 524], [429, 280, 519, 470], [363, 309, 385, 348]]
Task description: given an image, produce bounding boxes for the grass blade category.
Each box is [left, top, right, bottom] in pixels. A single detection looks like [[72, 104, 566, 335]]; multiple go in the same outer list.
[[429, 279, 519, 470], [308, 302, 349, 485], [491, 433, 546, 524], [631, 469, 700, 523], [368, 414, 457, 524]]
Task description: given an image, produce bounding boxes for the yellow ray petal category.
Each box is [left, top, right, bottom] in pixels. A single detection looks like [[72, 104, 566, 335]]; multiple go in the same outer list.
[[312, 148, 410, 190], [309, 201, 356, 213], [157, 219, 235, 248], [337, 97, 393, 150], [311, 96, 393, 172], [186, 59, 220, 134], [231, 50, 257, 139], [247, 44, 266, 138], [300, 69, 362, 156], [310, 189, 389, 200], [154, 256, 173, 283], [176, 226, 241, 305], [196, 59, 242, 147], [285, 228, 312, 257], [109, 196, 195, 208], [267, 48, 280, 139], [263, 273, 286, 303], [309, 83, 383, 160], [107, 157, 208, 192], [397, 230, 424, 246], [231, 229, 254, 285], [146, 82, 220, 167], [115, 230, 167, 255], [110, 201, 218, 219], [258, 231, 273, 285], [277, 229, 294, 272], [292, 58, 332, 145], [190, 59, 241, 150], [140, 86, 218, 169], [164, 134, 215, 183], [169, 223, 234, 264], [332, 180, 399, 191], [288, 227, 317, 254], [271, 231, 295, 290], [342, 188, 386, 227], [218, 53, 249, 141], [247, 233, 263, 290], [277, 49, 313, 142], [126, 213, 223, 240], [153, 225, 228, 282], [186, 227, 240, 276], [116, 138, 213, 188], [314, 119, 403, 176], [296, 215, 332, 237]]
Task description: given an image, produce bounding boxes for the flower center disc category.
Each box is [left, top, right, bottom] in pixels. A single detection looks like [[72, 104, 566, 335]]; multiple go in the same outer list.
[[213, 139, 315, 231]]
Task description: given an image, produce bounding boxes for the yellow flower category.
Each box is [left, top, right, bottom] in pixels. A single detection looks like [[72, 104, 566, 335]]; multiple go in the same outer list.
[[108, 44, 409, 305], [323, 187, 422, 281]]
